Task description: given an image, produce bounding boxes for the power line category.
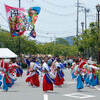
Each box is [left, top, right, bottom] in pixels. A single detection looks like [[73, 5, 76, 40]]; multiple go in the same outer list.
[[0, 13, 8, 22], [42, 7, 76, 16], [41, 0, 75, 8], [0, 14, 75, 35], [36, 34, 74, 38], [37, 35, 52, 38], [35, 29, 75, 34], [30, 0, 76, 16], [0, 1, 76, 37]]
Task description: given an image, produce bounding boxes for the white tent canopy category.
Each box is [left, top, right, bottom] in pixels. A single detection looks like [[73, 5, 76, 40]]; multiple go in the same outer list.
[[0, 48, 17, 58]]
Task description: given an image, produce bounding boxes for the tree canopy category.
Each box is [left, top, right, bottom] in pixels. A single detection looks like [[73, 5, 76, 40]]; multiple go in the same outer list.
[[0, 27, 78, 57], [73, 22, 100, 59]]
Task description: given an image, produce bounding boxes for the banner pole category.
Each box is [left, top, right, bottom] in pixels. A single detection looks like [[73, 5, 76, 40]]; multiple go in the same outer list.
[[18, 0, 21, 59]]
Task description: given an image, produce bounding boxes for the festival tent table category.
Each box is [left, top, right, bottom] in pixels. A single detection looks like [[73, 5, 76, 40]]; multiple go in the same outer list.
[[0, 48, 17, 58]]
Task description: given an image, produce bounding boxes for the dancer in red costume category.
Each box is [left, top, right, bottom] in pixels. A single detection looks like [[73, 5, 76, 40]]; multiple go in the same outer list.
[[26, 58, 41, 87], [54, 58, 64, 87], [0, 59, 12, 91], [42, 57, 54, 93]]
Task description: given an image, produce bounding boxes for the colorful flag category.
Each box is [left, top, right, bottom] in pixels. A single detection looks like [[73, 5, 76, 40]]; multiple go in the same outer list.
[[26, 7, 41, 38], [5, 4, 26, 37]]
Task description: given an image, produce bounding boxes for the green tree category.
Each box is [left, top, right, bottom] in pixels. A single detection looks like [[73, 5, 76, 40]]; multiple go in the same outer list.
[[56, 38, 69, 46]]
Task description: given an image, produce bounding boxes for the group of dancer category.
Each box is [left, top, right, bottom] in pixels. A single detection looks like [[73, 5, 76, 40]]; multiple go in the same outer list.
[[25, 57, 65, 93], [0, 58, 23, 91], [71, 58, 100, 92], [0, 56, 65, 92], [0, 56, 100, 93]]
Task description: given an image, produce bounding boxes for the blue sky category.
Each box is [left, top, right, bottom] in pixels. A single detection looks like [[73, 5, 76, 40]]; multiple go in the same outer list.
[[0, 0, 99, 43]]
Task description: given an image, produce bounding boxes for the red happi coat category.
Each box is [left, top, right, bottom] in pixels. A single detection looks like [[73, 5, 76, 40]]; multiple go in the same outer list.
[[9, 64, 16, 76], [0, 60, 12, 84]]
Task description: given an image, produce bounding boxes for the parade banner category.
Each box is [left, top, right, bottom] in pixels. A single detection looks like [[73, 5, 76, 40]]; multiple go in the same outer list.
[[26, 7, 41, 38], [5, 4, 26, 37]]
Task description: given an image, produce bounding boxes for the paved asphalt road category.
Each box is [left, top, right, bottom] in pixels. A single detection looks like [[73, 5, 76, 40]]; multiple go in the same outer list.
[[0, 69, 100, 100]]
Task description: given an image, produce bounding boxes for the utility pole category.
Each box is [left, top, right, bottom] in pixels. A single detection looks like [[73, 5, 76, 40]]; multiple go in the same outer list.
[[19, 0, 21, 8], [85, 8, 90, 31], [96, 4, 100, 64], [19, 0, 21, 58], [97, 9, 99, 64], [76, 0, 79, 38], [54, 34, 56, 45], [76, 0, 79, 47], [81, 22, 84, 34], [85, 8, 87, 31], [51, 37, 52, 43]]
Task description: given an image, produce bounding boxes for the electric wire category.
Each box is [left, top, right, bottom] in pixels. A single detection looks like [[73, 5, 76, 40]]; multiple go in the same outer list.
[[41, 0, 75, 8]]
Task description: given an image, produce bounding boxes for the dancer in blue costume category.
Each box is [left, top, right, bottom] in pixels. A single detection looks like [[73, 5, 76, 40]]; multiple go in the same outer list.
[[82, 72, 87, 81], [71, 61, 76, 79], [71, 68, 77, 79], [71, 60, 79, 80], [0, 73, 2, 88], [82, 64, 87, 82], [84, 64, 90, 87], [89, 70, 96, 88], [76, 65, 84, 92], [85, 75, 89, 86], [96, 73, 99, 85]]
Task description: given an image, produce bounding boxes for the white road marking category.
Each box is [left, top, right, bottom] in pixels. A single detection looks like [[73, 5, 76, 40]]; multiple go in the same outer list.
[[63, 93, 95, 99], [94, 86, 100, 91], [44, 94, 48, 100], [65, 81, 75, 84]]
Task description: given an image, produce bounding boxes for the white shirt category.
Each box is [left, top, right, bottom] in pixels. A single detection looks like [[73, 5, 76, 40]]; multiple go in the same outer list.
[[43, 62, 50, 72]]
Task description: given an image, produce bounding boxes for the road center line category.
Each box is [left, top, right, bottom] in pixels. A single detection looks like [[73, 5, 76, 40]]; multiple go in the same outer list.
[[65, 81, 75, 84], [44, 94, 48, 100]]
